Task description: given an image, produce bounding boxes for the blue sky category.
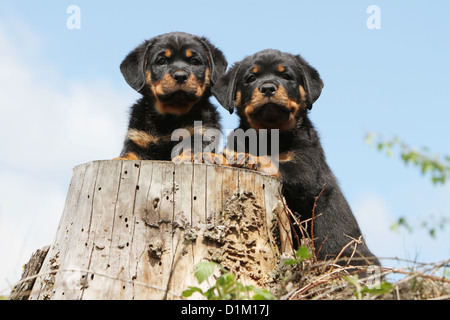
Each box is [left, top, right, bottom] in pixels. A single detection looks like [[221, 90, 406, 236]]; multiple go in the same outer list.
[[1, 1, 449, 292]]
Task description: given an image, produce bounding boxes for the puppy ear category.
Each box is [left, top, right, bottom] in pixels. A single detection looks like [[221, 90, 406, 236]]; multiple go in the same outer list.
[[120, 40, 153, 92], [198, 37, 228, 86], [295, 55, 324, 109], [212, 63, 240, 114]]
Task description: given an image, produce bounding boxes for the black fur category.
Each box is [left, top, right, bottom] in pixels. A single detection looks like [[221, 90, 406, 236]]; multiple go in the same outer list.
[[214, 49, 380, 266], [117, 32, 227, 161]]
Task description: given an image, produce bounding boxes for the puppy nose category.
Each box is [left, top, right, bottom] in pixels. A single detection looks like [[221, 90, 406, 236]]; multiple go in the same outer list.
[[173, 70, 189, 84], [260, 83, 277, 97]]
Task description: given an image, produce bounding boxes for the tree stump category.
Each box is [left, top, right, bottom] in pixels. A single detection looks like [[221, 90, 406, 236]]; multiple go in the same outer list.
[[28, 160, 292, 300]]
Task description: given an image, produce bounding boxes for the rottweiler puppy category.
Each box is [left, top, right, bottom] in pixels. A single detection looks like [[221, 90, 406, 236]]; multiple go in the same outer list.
[[213, 49, 380, 267], [116, 32, 227, 162]]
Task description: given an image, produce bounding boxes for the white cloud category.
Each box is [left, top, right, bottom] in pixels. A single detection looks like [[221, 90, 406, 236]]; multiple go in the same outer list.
[[353, 190, 450, 269], [353, 192, 404, 261], [0, 171, 65, 292], [0, 26, 129, 170], [0, 23, 132, 293]]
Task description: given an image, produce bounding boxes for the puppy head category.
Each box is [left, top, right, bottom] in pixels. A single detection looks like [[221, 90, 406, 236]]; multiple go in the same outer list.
[[120, 32, 227, 115], [213, 49, 323, 130]]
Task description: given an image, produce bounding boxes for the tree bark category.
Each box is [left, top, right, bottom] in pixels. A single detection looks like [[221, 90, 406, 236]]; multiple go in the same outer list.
[[28, 160, 292, 300], [9, 246, 50, 300]]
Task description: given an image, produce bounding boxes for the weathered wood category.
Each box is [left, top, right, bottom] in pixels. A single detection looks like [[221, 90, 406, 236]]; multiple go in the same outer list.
[[28, 160, 292, 300], [9, 246, 50, 300]]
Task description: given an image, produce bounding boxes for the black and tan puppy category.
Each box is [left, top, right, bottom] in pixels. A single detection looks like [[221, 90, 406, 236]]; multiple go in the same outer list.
[[214, 49, 380, 267], [116, 32, 227, 161]]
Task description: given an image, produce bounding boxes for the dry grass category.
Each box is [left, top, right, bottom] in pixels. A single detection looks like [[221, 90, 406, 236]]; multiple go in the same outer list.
[[268, 256, 450, 300], [5, 248, 449, 300], [273, 188, 450, 300]]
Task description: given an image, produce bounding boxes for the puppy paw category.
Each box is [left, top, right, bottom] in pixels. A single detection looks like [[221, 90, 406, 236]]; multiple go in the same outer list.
[[113, 153, 139, 160], [227, 152, 280, 177], [172, 151, 194, 163], [172, 152, 227, 165], [193, 152, 227, 164]]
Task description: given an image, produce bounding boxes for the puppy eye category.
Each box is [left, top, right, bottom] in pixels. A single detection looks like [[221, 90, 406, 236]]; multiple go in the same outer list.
[[246, 74, 256, 84], [282, 73, 293, 80], [191, 58, 202, 65], [156, 57, 167, 65]]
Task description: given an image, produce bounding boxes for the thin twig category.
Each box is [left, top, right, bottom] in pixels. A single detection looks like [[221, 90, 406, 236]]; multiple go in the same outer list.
[[286, 257, 450, 300], [278, 190, 301, 252], [331, 235, 364, 268], [427, 294, 450, 300], [273, 191, 295, 256], [310, 184, 326, 258]]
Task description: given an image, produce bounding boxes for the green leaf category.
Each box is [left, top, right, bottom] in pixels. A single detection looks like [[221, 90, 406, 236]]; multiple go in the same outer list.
[[429, 228, 436, 238], [364, 133, 375, 146], [386, 148, 393, 157], [204, 286, 219, 300], [295, 246, 313, 260], [284, 259, 300, 266], [182, 286, 204, 297], [343, 275, 362, 300], [185, 261, 278, 301], [194, 261, 218, 284], [343, 275, 360, 287], [252, 288, 276, 300], [284, 246, 312, 266], [361, 281, 393, 296], [217, 273, 236, 287]]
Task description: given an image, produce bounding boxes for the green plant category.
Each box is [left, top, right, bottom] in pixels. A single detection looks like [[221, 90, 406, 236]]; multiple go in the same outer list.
[[182, 261, 275, 300], [284, 246, 313, 266], [390, 215, 449, 238], [365, 133, 450, 185], [343, 275, 393, 300], [366, 133, 449, 237]]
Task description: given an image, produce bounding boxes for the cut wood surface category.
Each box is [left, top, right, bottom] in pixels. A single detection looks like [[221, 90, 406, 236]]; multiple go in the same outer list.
[[28, 160, 292, 300]]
